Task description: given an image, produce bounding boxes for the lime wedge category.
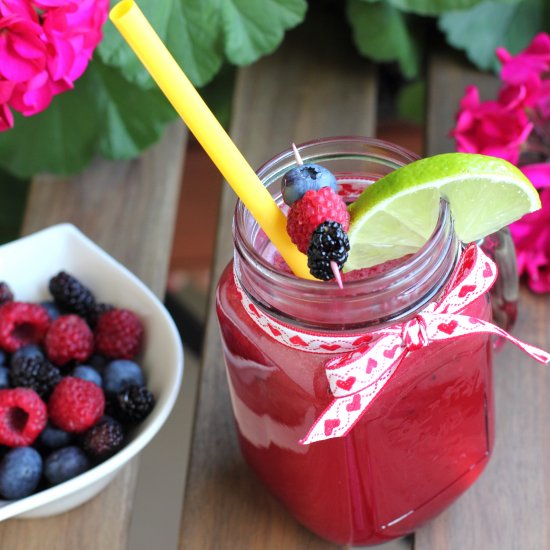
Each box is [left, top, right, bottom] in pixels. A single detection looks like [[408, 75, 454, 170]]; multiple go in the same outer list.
[[345, 153, 541, 272]]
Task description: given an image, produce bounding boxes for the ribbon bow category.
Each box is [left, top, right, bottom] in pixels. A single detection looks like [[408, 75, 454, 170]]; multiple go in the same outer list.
[[299, 245, 550, 444]]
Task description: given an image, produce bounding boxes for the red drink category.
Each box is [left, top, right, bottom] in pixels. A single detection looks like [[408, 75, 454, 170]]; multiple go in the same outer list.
[[216, 138, 495, 545]]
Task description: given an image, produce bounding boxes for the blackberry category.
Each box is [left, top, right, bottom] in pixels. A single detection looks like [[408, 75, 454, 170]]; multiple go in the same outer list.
[[10, 355, 61, 399], [80, 417, 124, 460], [115, 385, 155, 424], [0, 282, 13, 306], [307, 221, 350, 281], [49, 271, 96, 318], [11, 344, 44, 368]]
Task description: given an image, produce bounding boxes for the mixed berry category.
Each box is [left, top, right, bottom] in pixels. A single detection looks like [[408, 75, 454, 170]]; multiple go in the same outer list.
[[0, 273, 155, 501], [283, 158, 350, 281]]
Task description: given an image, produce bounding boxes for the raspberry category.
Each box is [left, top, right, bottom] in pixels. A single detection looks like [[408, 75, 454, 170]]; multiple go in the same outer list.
[[286, 187, 350, 253], [115, 385, 155, 424], [45, 314, 93, 366], [0, 302, 51, 353], [0, 388, 47, 446], [80, 416, 124, 460], [49, 271, 96, 318], [94, 309, 144, 359], [10, 355, 61, 399], [48, 377, 105, 433]]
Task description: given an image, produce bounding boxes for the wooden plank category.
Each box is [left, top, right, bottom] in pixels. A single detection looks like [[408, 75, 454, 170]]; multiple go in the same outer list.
[[416, 53, 550, 549], [179, 15, 378, 550], [424, 51, 500, 156], [0, 122, 187, 550]]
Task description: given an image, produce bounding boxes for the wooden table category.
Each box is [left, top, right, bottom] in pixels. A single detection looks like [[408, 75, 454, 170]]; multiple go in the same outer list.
[[1, 14, 549, 550]]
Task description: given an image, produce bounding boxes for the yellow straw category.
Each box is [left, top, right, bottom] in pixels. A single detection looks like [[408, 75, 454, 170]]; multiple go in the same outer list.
[[109, 0, 312, 279]]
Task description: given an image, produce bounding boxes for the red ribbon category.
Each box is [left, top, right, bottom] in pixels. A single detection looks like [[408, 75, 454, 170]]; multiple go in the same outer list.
[[300, 245, 550, 444], [234, 245, 550, 445]]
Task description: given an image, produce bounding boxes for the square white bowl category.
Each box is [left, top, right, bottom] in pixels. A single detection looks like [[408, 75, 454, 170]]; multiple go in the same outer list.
[[0, 223, 184, 520]]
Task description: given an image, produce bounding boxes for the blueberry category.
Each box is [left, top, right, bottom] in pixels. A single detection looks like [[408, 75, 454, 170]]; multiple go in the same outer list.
[[103, 360, 144, 395], [10, 344, 44, 368], [0, 447, 43, 499], [0, 366, 9, 389], [281, 163, 338, 206], [44, 446, 91, 485], [0, 350, 7, 367], [72, 365, 102, 387], [38, 423, 73, 449], [40, 300, 61, 321]]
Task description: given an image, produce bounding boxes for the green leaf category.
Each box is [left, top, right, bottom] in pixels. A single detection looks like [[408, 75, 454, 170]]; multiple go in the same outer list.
[[366, 0, 522, 16], [397, 79, 426, 124], [99, 0, 307, 88], [200, 64, 237, 130], [0, 70, 101, 178], [346, 0, 421, 78], [220, 0, 308, 65], [0, 59, 180, 177], [439, 0, 547, 72], [93, 61, 179, 160], [99, 0, 224, 88], [0, 169, 29, 244]]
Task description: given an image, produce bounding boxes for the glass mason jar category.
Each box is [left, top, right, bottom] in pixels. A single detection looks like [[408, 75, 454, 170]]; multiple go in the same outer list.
[[216, 137, 497, 546]]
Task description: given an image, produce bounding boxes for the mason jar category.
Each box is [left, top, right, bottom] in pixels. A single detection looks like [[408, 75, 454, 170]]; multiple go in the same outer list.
[[216, 137, 496, 545]]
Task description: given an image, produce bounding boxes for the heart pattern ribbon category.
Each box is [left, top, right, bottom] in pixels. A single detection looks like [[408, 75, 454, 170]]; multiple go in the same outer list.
[[234, 244, 550, 445]]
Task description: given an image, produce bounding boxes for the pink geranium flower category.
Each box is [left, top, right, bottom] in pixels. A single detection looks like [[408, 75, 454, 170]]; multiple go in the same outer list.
[[453, 32, 550, 293], [0, 13, 46, 83], [510, 185, 550, 293], [496, 33, 550, 113], [0, 0, 108, 129], [452, 85, 533, 164], [497, 33, 550, 85]]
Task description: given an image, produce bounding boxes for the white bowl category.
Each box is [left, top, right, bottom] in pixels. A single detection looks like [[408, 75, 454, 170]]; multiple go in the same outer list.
[[0, 223, 184, 520]]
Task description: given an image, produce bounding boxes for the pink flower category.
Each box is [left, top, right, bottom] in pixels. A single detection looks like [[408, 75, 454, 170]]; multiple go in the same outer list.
[[510, 186, 550, 293], [0, 12, 46, 83], [0, 79, 15, 129], [497, 34, 550, 112], [42, 0, 109, 84], [9, 70, 54, 116], [520, 162, 550, 188], [497, 33, 550, 85], [453, 33, 550, 293], [452, 85, 533, 164], [0, 0, 109, 130]]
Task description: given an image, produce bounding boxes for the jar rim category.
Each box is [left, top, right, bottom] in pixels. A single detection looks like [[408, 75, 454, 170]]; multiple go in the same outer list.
[[232, 137, 459, 330], [235, 137, 447, 292]]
